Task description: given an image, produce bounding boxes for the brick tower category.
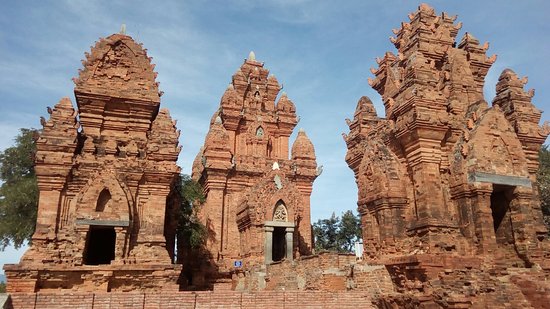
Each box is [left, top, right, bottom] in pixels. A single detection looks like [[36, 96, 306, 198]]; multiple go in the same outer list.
[[4, 33, 182, 292], [192, 52, 319, 285], [346, 2, 550, 260], [344, 4, 550, 306]]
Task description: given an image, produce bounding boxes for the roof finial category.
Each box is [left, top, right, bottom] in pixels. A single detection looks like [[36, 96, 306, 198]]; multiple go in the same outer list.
[[120, 24, 127, 35], [248, 51, 256, 61]]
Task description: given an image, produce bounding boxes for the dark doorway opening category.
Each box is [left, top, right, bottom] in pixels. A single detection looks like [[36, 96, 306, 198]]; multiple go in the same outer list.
[[490, 184, 515, 245], [84, 226, 116, 265], [272, 227, 286, 262]]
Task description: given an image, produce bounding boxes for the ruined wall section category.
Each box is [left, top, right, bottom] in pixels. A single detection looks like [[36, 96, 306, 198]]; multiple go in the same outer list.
[[231, 252, 394, 296]]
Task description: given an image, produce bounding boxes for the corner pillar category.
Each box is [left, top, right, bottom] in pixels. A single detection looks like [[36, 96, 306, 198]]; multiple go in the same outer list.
[[114, 227, 127, 263], [473, 189, 497, 254], [265, 226, 274, 264], [285, 227, 294, 261]]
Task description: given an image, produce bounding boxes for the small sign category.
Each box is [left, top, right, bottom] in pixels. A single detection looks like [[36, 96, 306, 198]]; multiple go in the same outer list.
[[234, 260, 243, 268], [354, 242, 364, 259]]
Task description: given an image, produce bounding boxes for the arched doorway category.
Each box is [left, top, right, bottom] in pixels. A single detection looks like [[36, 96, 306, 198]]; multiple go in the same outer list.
[[490, 184, 515, 245], [83, 226, 116, 265], [272, 227, 286, 262], [264, 201, 294, 264]]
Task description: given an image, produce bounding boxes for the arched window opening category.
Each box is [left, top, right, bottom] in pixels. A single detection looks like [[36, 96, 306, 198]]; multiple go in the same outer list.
[[256, 126, 264, 138], [96, 188, 111, 212], [273, 201, 288, 222]]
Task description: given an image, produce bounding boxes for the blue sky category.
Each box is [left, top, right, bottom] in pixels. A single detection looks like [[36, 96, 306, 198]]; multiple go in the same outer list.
[[1, 0, 549, 274]]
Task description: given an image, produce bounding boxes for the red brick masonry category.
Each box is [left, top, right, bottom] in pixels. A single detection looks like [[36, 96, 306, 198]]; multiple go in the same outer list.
[[5, 291, 375, 309]]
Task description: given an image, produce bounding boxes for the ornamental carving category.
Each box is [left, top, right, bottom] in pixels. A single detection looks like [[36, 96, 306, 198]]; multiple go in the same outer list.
[[273, 203, 288, 222]]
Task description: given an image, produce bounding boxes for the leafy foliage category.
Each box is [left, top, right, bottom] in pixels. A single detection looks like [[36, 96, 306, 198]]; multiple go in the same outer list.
[[176, 174, 206, 250], [0, 128, 39, 250], [538, 144, 550, 230], [313, 210, 361, 253], [0, 281, 6, 293], [313, 212, 339, 251], [338, 210, 362, 252]]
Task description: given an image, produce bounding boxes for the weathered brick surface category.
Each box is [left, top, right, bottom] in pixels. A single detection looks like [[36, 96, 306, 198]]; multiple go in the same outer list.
[[4, 33, 182, 292], [5, 291, 376, 309]]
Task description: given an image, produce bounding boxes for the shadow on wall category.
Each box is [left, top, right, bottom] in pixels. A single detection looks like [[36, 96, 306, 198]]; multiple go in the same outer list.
[[173, 175, 219, 291], [177, 218, 219, 290]]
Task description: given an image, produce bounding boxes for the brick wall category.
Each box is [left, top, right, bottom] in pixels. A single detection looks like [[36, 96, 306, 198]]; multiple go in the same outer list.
[[5, 291, 375, 309], [351, 264, 394, 294], [258, 252, 394, 294]]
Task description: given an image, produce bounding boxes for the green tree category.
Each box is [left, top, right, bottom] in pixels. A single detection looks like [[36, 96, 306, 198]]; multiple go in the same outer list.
[[0, 128, 39, 250], [313, 212, 339, 252], [0, 281, 6, 293], [175, 174, 209, 288], [176, 174, 207, 251], [313, 211, 362, 253], [338, 210, 362, 252], [538, 144, 550, 231]]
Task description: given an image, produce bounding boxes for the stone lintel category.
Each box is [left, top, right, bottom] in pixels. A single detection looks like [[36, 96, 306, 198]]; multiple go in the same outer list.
[[264, 221, 295, 228], [75, 219, 130, 227], [468, 172, 531, 188]]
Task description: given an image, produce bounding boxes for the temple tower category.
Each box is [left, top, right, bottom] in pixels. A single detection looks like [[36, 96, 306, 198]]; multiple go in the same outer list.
[[345, 4, 550, 267], [192, 52, 319, 284], [5, 33, 182, 292]]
